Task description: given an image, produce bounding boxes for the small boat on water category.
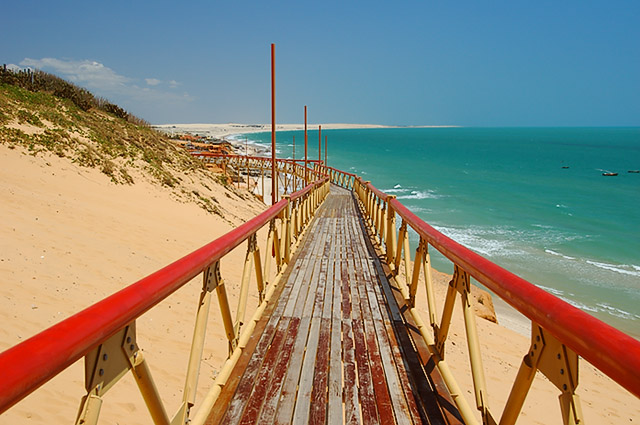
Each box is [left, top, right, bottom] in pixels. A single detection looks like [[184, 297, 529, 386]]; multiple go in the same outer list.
[[602, 172, 618, 176], [628, 170, 640, 173], [561, 166, 570, 169]]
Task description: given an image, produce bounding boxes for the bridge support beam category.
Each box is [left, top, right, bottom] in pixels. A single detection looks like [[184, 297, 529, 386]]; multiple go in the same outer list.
[[175, 262, 219, 424], [75, 323, 169, 425], [500, 325, 583, 425]]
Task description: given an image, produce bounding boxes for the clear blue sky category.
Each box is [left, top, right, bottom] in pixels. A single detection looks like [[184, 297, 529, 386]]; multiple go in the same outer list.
[[2, 0, 639, 126]]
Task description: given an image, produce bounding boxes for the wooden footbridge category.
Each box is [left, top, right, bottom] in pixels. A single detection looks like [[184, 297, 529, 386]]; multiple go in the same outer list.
[[1, 157, 639, 425]]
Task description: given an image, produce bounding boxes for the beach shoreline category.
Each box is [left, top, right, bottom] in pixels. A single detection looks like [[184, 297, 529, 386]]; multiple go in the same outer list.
[[162, 124, 579, 341], [154, 123, 458, 141]]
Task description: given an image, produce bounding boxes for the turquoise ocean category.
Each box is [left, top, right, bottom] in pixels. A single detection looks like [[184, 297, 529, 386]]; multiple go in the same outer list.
[[232, 128, 640, 338]]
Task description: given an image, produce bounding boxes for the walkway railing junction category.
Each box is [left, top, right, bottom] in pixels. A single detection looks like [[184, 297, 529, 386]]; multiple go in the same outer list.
[[320, 163, 640, 425], [0, 157, 638, 425], [0, 159, 329, 425]]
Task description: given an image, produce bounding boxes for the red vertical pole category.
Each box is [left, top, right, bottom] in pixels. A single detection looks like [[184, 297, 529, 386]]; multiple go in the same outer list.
[[318, 125, 322, 163], [304, 105, 308, 185], [271, 43, 276, 205], [246, 138, 250, 190], [292, 135, 296, 190], [325, 135, 327, 166]]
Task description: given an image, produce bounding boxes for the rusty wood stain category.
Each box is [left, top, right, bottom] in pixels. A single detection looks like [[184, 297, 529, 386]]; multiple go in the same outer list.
[[257, 318, 301, 423], [211, 186, 458, 425], [238, 317, 291, 425]]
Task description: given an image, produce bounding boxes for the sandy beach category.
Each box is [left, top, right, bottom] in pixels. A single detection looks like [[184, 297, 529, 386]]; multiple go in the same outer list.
[[0, 144, 269, 424], [153, 123, 457, 141], [1, 143, 638, 423]]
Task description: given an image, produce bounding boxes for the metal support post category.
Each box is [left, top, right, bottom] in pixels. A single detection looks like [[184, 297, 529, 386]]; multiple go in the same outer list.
[[235, 235, 256, 335], [422, 245, 438, 327], [175, 262, 219, 424], [284, 196, 292, 264], [394, 221, 407, 273], [214, 264, 237, 355], [435, 270, 460, 358], [500, 325, 583, 425], [76, 323, 169, 425], [457, 268, 493, 423], [409, 240, 425, 308]]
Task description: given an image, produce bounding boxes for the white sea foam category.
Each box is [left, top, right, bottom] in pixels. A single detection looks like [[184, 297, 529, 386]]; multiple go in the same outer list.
[[383, 188, 411, 194], [585, 260, 640, 277], [560, 298, 640, 320], [537, 284, 565, 297], [394, 184, 402, 189], [532, 223, 554, 230], [397, 190, 441, 200], [544, 249, 576, 260], [563, 298, 599, 313], [433, 225, 518, 257], [596, 303, 640, 320], [408, 206, 432, 214]]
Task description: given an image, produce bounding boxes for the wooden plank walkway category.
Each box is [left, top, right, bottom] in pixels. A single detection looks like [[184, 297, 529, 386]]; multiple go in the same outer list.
[[207, 185, 461, 424]]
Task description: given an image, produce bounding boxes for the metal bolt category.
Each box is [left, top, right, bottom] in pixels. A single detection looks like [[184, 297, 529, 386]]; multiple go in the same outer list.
[[127, 336, 132, 343], [102, 354, 108, 361], [557, 353, 561, 360], [530, 351, 534, 357], [533, 343, 537, 350], [536, 335, 540, 342], [560, 369, 564, 375], [130, 344, 135, 351], [99, 369, 104, 376], [563, 384, 567, 391]]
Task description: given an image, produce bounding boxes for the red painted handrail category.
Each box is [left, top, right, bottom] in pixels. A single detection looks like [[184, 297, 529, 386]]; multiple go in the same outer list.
[[359, 177, 390, 202], [2, 158, 638, 416], [383, 190, 640, 398], [325, 166, 357, 178], [0, 175, 321, 413]]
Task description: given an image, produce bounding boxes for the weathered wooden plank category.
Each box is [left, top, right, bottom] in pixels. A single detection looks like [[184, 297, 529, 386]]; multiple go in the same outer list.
[[310, 221, 338, 425], [256, 317, 301, 423], [367, 258, 424, 425], [309, 317, 331, 425], [238, 317, 291, 425], [340, 242, 360, 425], [348, 256, 380, 424], [353, 253, 396, 425], [294, 219, 331, 424], [212, 211, 320, 424], [211, 185, 462, 425], [282, 214, 326, 318], [361, 257, 415, 425], [275, 218, 329, 424], [327, 225, 343, 424], [206, 274, 288, 425], [217, 201, 329, 424], [291, 318, 322, 424]]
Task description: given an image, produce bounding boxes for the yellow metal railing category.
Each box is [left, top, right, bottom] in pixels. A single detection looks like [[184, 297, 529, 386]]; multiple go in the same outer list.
[[0, 160, 330, 425], [322, 164, 640, 425]]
